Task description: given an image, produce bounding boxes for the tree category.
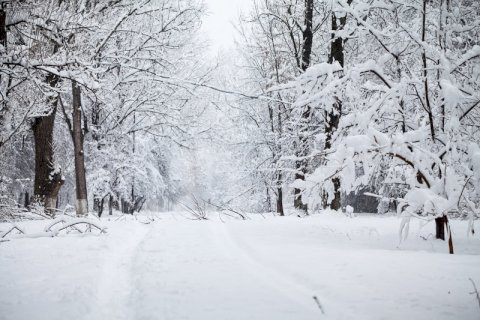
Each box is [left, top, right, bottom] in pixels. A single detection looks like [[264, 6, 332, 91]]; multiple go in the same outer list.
[[294, 0, 314, 212], [235, 0, 328, 214], [1, 0, 206, 215], [323, 0, 352, 211], [31, 58, 63, 215], [71, 81, 88, 216], [288, 0, 479, 249]]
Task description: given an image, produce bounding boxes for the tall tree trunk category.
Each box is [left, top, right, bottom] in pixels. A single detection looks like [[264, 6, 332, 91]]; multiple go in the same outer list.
[[0, 8, 6, 48], [324, 1, 351, 211], [92, 102, 103, 215], [33, 73, 63, 215], [421, 0, 435, 142], [294, 0, 314, 212], [24, 191, 30, 208], [0, 7, 6, 135], [435, 216, 446, 240], [422, 0, 446, 240], [276, 107, 285, 216], [267, 100, 285, 216], [72, 81, 88, 216], [0, 6, 10, 142], [130, 111, 136, 214]]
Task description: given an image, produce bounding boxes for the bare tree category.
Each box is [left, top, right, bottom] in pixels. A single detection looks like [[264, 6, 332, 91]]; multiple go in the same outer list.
[[294, 0, 314, 212], [323, 0, 352, 211]]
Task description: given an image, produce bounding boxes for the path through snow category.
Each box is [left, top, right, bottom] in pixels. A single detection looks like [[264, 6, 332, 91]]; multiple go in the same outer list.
[[88, 223, 150, 320], [1, 213, 479, 320]]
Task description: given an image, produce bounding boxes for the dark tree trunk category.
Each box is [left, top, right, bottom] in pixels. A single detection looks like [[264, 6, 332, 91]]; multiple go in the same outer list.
[[0, 8, 6, 49], [267, 101, 285, 216], [94, 196, 104, 217], [330, 177, 341, 211], [435, 216, 446, 240], [436, 215, 454, 254], [24, 192, 30, 208], [94, 198, 101, 214], [422, 0, 435, 142], [301, 0, 313, 72], [33, 73, 63, 215], [92, 102, 102, 215], [72, 81, 88, 216], [97, 197, 104, 217], [130, 196, 145, 214], [324, 1, 351, 211], [277, 186, 284, 216], [294, 0, 314, 212], [275, 111, 285, 216], [109, 194, 113, 215], [0, 7, 10, 146]]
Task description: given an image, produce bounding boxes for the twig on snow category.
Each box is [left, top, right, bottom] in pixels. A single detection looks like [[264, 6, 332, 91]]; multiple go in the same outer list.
[[313, 296, 325, 314], [0, 224, 25, 238], [208, 201, 247, 220], [178, 195, 208, 220], [470, 278, 480, 309], [54, 220, 107, 234]]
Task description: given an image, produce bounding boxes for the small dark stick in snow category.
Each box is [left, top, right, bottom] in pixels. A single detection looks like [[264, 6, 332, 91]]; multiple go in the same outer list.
[[313, 296, 325, 314], [469, 278, 480, 309], [0, 224, 25, 238]]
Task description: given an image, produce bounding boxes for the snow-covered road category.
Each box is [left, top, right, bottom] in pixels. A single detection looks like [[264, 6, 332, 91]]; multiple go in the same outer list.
[[1, 213, 479, 320]]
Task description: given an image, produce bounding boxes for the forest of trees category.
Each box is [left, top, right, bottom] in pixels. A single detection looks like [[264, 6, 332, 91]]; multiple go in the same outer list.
[[1, 0, 479, 241], [0, 0, 208, 216], [230, 0, 479, 242]]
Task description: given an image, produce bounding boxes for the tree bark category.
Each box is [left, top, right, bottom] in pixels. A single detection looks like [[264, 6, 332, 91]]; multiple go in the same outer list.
[[294, 0, 314, 212], [109, 194, 113, 215], [92, 102, 103, 215], [24, 191, 30, 208], [0, 8, 6, 49], [277, 186, 284, 216], [436, 215, 454, 254], [33, 73, 64, 215], [97, 197, 104, 217], [435, 216, 446, 240], [422, 0, 435, 142], [72, 81, 88, 216], [0, 7, 10, 143], [267, 100, 285, 216]]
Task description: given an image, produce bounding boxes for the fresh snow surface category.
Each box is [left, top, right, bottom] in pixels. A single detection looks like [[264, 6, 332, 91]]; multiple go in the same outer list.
[[1, 212, 479, 320]]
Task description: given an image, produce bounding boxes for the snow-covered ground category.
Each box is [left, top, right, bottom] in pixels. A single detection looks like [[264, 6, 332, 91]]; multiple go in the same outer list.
[[1, 212, 479, 320]]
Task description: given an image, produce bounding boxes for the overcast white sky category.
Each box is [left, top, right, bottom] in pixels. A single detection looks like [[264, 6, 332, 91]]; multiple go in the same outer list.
[[201, 0, 252, 54]]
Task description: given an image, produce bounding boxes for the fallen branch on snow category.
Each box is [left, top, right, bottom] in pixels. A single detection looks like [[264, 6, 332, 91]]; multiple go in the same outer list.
[[0, 224, 26, 238], [1, 218, 107, 240], [207, 201, 248, 220], [178, 195, 208, 220]]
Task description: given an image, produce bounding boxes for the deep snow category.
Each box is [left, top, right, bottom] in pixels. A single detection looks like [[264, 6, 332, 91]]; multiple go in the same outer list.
[[0, 212, 479, 320]]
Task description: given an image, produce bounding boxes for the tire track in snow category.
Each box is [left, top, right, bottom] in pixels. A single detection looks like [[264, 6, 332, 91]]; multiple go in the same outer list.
[[87, 223, 151, 320], [210, 221, 352, 319]]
